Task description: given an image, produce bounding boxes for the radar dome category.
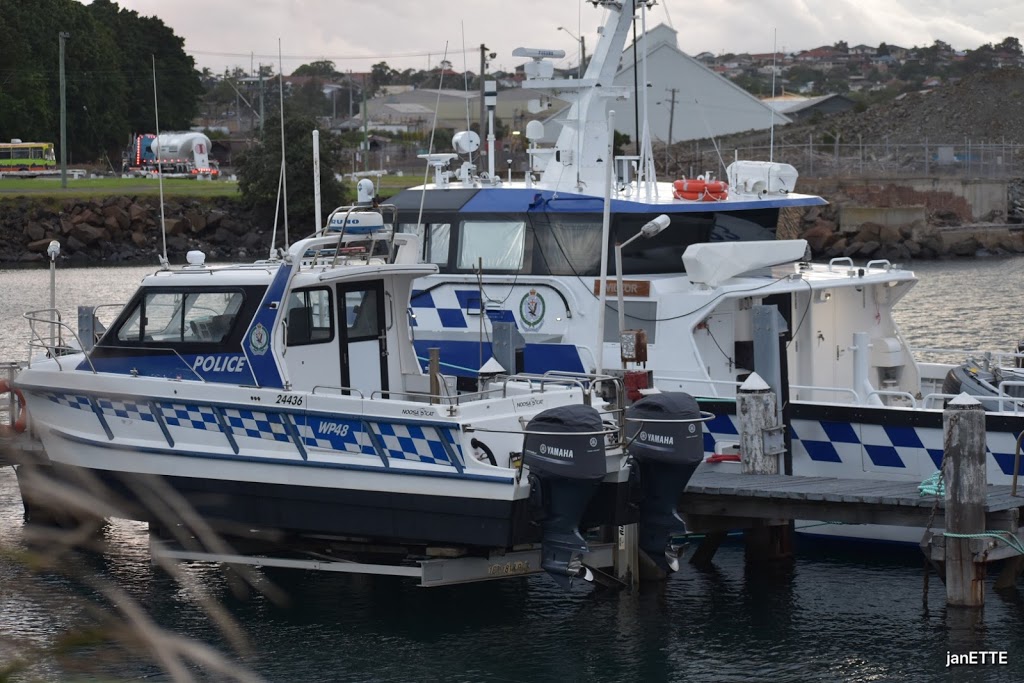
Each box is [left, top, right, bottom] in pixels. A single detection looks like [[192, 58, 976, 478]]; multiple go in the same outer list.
[[452, 131, 481, 154]]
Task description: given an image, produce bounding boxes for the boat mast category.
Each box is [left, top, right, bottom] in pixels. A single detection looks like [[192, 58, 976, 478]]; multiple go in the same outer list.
[[527, 1, 636, 194]]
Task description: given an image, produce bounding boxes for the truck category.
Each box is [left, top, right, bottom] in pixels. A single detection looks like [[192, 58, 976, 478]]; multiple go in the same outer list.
[[123, 132, 219, 178]]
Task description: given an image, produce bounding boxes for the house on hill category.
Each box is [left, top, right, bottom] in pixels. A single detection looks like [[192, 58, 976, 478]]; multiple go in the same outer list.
[[356, 86, 565, 135]]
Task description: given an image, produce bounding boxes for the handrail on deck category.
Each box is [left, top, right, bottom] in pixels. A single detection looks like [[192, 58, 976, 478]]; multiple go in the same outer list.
[[24, 308, 91, 373]]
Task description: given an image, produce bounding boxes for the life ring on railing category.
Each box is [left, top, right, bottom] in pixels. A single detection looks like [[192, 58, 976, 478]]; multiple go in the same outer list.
[[672, 177, 729, 202], [0, 379, 27, 435]]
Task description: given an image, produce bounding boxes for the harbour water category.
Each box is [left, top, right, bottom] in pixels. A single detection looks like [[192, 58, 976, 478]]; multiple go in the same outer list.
[[2, 259, 1024, 682]]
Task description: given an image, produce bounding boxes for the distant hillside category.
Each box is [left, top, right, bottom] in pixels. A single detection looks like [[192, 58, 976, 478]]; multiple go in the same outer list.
[[670, 67, 1024, 163], [780, 67, 1024, 146]]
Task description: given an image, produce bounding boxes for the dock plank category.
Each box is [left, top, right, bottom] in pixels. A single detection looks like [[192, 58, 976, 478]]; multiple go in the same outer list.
[[683, 472, 1024, 525]]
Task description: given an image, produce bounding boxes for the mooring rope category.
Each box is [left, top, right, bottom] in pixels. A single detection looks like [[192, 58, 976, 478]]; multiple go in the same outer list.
[[942, 530, 1024, 556], [918, 470, 944, 497]]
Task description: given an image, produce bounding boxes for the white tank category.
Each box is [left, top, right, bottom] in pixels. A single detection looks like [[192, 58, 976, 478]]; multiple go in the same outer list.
[[150, 132, 212, 170]]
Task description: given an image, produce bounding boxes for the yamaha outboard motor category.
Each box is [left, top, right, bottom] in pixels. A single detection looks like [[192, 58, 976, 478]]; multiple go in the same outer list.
[[625, 392, 704, 571], [523, 404, 606, 588]]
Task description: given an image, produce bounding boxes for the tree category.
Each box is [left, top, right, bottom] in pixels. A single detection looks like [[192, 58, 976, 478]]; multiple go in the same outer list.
[[997, 37, 1022, 54], [235, 111, 347, 234], [290, 78, 330, 118], [292, 60, 338, 78], [370, 62, 397, 88], [0, 0, 200, 165]]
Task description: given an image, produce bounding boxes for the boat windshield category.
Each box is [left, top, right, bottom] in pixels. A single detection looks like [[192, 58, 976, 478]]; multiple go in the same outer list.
[[116, 289, 245, 344]]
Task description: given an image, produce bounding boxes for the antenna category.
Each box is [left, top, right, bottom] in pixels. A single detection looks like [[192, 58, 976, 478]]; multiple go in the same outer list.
[[459, 22, 476, 168], [416, 42, 450, 228], [769, 28, 777, 162], [279, 40, 289, 251], [313, 129, 321, 232], [151, 55, 168, 269], [268, 40, 290, 259], [637, 1, 657, 200]]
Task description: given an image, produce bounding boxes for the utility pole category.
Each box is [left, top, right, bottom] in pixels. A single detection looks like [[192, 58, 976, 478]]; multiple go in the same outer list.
[[59, 31, 69, 188], [362, 73, 369, 172], [259, 67, 265, 132], [479, 44, 490, 143], [665, 87, 678, 170]]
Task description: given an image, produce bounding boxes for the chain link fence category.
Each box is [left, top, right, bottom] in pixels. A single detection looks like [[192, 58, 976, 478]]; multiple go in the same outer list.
[[666, 140, 1024, 181]]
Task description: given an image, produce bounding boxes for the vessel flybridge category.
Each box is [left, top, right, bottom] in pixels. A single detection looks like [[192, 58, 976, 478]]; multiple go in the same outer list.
[[13, 210, 709, 586], [381, 0, 1024, 544]]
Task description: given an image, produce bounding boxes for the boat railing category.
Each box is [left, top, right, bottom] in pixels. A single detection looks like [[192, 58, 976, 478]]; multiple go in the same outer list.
[[827, 257, 854, 272], [652, 375, 743, 398], [994, 380, 1024, 413], [864, 389, 919, 407], [789, 385, 861, 404], [920, 391, 1024, 414], [921, 393, 954, 410], [538, 371, 627, 439], [312, 204, 399, 271], [24, 308, 88, 372], [312, 385, 366, 399]]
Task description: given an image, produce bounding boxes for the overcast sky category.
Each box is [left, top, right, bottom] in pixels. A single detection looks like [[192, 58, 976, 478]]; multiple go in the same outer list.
[[77, 1, 1024, 76]]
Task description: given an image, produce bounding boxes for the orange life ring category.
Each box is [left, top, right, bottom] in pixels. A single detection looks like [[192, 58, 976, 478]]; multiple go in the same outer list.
[[672, 178, 729, 201], [0, 379, 27, 435]]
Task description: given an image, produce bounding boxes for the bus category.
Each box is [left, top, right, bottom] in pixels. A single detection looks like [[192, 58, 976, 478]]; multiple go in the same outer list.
[[0, 140, 56, 171]]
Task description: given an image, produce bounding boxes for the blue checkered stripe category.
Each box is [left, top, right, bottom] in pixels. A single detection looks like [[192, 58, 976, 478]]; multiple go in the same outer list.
[[46, 392, 92, 411], [96, 398, 155, 423], [791, 420, 945, 470], [222, 408, 291, 443], [702, 412, 739, 455], [409, 289, 473, 329], [706, 413, 1024, 477], [371, 422, 454, 465], [159, 402, 221, 432], [296, 416, 376, 455]]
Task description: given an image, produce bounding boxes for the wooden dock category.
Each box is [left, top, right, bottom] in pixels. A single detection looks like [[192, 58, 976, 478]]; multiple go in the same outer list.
[[683, 470, 1023, 532], [675, 388, 1024, 607]]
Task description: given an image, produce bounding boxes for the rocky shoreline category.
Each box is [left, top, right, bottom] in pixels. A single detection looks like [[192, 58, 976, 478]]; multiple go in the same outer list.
[[0, 196, 269, 266], [2, 187, 1024, 267]]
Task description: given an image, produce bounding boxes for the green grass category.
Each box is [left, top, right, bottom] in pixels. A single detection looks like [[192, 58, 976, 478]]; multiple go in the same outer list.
[[0, 176, 240, 198]]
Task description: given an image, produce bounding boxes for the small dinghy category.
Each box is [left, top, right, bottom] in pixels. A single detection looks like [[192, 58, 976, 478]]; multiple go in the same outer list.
[[942, 358, 1024, 409]]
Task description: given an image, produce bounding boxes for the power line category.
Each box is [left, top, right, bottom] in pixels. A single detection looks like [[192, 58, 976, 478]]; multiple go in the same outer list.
[[185, 47, 475, 62]]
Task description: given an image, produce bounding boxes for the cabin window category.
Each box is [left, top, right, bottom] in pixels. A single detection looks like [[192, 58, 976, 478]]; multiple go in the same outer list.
[[534, 217, 603, 275], [286, 287, 334, 346], [614, 214, 714, 275], [400, 222, 450, 265], [115, 290, 244, 344], [343, 289, 380, 341], [457, 219, 525, 271]]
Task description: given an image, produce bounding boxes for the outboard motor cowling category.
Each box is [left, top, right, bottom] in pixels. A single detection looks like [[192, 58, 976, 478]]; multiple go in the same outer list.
[[523, 404, 606, 587], [626, 392, 705, 571]]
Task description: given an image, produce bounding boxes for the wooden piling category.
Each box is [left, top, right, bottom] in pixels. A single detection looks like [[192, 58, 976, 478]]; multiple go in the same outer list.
[[737, 373, 790, 561], [738, 373, 779, 475], [943, 393, 987, 607]]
